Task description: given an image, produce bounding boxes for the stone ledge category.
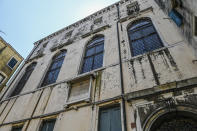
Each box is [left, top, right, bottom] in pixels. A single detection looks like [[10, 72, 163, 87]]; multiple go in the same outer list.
[[125, 77, 197, 101]]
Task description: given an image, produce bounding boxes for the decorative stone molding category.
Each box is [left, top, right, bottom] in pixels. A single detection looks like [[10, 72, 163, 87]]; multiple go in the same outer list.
[[82, 25, 111, 38], [126, 1, 140, 15], [28, 42, 48, 62], [34, 0, 132, 46], [136, 94, 197, 127]]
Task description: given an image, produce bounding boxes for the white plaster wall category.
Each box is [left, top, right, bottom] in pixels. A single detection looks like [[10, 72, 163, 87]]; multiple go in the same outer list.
[[54, 106, 92, 131]]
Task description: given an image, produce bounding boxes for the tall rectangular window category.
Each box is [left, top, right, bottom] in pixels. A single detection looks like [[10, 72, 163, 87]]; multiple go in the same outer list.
[[7, 57, 18, 69], [40, 119, 56, 131], [10, 62, 37, 97], [81, 36, 104, 74], [41, 50, 66, 87], [99, 105, 122, 131]]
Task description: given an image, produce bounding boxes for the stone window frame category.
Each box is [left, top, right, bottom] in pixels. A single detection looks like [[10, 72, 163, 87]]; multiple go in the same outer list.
[[79, 35, 105, 74], [41, 50, 67, 87], [7, 57, 18, 70], [97, 103, 122, 131], [127, 17, 164, 57], [64, 74, 94, 107]]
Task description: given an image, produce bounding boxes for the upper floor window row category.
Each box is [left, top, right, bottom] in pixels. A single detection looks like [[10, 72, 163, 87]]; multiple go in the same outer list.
[[128, 18, 163, 56], [9, 18, 164, 97]]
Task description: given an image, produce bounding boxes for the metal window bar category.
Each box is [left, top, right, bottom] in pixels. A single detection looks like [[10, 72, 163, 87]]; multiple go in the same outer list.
[[10, 63, 37, 97], [128, 19, 163, 56], [41, 51, 66, 87], [81, 37, 104, 73]]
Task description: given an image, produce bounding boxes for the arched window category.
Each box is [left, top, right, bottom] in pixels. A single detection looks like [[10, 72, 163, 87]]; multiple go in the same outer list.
[[81, 36, 104, 74], [10, 62, 37, 97], [128, 18, 163, 56], [41, 50, 66, 87]]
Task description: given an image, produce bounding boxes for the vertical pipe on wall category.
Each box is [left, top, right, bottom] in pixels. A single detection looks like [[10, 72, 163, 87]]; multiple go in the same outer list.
[[116, 3, 128, 131]]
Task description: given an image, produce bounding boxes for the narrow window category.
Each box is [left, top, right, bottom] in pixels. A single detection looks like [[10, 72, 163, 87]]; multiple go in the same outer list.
[[81, 36, 104, 74], [40, 119, 56, 131], [11, 126, 23, 131], [195, 16, 197, 36], [128, 19, 163, 56], [41, 50, 66, 87], [99, 105, 122, 131], [10, 62, 37, 97], [8, 57, 18, 69], [0, 73, 5, 84]]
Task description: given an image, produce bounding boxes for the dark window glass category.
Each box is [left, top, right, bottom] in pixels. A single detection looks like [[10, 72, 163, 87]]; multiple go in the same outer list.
[[40, 119, 56, 131], [99, 106, 122, 131], [0, 73, 5, 84], [8, 57, 18, 69], [11, 126, 23, 131], [10, 63, 37, 97], [81, 37, 104, 74], [128, 19, 163, 56], [41, 51, 66, 87]]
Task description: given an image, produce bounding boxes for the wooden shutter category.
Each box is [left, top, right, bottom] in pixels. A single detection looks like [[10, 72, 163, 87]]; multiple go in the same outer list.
[[99, 106, 122, 131]]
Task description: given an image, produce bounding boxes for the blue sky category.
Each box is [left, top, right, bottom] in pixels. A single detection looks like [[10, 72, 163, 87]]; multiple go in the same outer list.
[[0, 0, 119, 58]]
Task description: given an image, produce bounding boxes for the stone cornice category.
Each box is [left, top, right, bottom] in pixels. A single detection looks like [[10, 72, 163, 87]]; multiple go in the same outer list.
[[34, 0, 132, 46]]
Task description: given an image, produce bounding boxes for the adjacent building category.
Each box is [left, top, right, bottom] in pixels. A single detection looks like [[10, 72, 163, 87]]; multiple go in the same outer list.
[[154, 0, 197, 58], [0, 36, 23, 92], [0, 0, 197, 131]]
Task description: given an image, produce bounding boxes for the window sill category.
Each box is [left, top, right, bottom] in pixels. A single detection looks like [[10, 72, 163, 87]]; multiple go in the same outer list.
[[78, 67, 105, 79], [126, 47, 167, 62], [64, 98, 91, 108], [2, 67, 105, 103]]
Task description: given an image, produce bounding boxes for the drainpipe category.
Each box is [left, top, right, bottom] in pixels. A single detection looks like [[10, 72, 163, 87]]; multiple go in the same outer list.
[[116, 3, 128, 131], [0, 44, 38, 100]]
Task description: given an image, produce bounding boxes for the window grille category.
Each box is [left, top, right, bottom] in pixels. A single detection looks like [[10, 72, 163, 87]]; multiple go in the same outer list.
[[10, 62, 37, 97], [128, 19, 163, 56], [41, 50, 66, 87], [81, 36, 104, 73]]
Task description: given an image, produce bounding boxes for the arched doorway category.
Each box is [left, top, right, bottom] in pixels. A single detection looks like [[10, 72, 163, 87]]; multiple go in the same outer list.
[[149, 111, 197, 131]]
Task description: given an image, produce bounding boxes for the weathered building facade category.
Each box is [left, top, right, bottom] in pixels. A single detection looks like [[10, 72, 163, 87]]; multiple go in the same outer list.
[[154, 0, 197, 58], [0, 36, 23, 92], [0, 0, 197, 131]]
